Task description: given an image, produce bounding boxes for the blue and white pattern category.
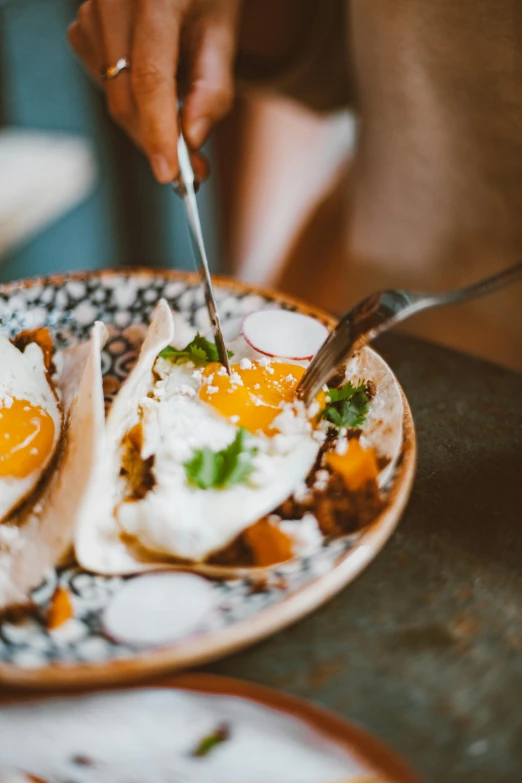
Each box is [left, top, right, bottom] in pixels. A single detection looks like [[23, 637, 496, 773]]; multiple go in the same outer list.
[[0, 271, 392, 676]]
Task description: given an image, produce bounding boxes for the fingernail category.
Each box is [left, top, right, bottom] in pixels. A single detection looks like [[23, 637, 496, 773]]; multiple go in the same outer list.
[[151, 154, 172, 184], [189, 118, 210, 149]]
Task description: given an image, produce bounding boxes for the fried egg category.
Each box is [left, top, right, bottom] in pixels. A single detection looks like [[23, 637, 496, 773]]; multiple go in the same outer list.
[[115, 353, 322, 562], [0, 335, 62, 522], [75, 301, 325, 573], [0, 322, 107, 611]]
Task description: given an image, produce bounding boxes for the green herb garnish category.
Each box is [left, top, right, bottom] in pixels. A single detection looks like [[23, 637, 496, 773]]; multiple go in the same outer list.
[[184, 428, 257, 490], [320, 380, 370, 429], [192, 723, 230, 757], [159, 334, 233, 365]]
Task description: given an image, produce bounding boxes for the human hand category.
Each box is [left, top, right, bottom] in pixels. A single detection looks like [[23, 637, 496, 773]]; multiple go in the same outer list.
[[68, 0, 242, 184]]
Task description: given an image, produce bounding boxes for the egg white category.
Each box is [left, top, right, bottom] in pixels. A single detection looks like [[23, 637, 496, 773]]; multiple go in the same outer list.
[[0, 322, 108, 611], [75, 301, 322, 574], [118, 341, 320, 561], [0, 336, 62, 522]]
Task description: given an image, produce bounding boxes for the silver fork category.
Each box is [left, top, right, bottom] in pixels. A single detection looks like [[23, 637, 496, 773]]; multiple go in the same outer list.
[[297, 259, 522, 405]]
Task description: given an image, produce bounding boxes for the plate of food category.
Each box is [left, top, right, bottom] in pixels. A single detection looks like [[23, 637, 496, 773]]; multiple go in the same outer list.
[[0, 673, 422, 781], [0, 269, 415, 688]]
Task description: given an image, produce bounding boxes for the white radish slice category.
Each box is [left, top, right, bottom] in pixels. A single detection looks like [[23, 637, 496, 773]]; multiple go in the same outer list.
[[242, 310, 329, 360], [102, 573, 217, 648]]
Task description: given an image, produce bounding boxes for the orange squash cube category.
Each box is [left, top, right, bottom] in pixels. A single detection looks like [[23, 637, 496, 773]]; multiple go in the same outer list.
[[326, 439, 379, 492], [243, 519, 294, 567], [46, 586, 73, 630]]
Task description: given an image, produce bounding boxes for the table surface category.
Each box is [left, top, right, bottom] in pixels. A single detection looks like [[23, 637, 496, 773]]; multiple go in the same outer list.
[[202, 333, 522, 783]]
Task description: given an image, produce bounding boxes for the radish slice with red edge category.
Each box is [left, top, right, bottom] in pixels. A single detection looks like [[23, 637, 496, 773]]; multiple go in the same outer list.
[[102, 572, 216, 648], [242, 310, 329, 360]]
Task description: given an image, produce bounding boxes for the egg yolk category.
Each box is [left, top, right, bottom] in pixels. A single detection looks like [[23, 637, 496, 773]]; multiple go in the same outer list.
[[0, 398, 55, 479], [199, 361, 325, 435]]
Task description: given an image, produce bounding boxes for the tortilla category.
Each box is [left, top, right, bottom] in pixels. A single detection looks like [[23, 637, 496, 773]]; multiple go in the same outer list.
[[75, 300, 403, 580], [0, 322, 107, 610]]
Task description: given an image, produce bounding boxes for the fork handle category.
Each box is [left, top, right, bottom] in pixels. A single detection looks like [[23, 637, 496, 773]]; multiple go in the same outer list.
[[411, 259, 522, 312]]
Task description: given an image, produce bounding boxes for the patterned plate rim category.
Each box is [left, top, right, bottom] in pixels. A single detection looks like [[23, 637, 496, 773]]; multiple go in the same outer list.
[[0, 269, 416, 690]]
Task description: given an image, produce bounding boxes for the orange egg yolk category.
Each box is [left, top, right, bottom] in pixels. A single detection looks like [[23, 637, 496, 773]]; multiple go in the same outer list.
[[0, 398, 55, 479], [199, 361, 325, 435]]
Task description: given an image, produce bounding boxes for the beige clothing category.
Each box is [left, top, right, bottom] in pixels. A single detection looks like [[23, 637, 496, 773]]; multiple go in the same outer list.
[[238, 1, 522, 371]]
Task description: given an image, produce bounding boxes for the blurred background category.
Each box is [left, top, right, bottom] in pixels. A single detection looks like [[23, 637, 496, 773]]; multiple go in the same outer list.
[[1, 0, 521, 371]]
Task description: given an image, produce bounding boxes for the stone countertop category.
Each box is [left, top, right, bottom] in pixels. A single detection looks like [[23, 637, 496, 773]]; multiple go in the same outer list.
[[205, 333, 522, 783]]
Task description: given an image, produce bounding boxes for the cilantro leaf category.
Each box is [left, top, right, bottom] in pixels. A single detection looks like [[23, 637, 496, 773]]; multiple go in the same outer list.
[[320, 380, 370, 429], [159, 334, 233, 365], [184, 428, 257, 490], [192, 723, 230, 757]]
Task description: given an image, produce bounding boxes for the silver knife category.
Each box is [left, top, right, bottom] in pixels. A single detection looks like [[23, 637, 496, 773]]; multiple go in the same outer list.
[[172, 130, 231, 374]]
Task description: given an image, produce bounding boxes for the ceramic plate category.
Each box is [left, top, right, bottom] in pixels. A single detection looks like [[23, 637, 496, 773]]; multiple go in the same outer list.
[[0, 674, 423, 782], [0, 270, 416, 688]]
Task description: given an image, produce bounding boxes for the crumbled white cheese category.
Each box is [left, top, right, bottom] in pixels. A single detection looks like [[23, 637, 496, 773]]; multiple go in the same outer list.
[[249, 451, 279, 486], [293, 481, 311, 503], [279, 514, 323, 556], [258, 357, 271, 367], [229, 415, 240, 424], [206, 385, 219, 396], [308, 401, 320, 417], [313, 469, 330, 492], [335, 438, 348, 455], [230, 371, 243, 386], [254, 383, 261, 390], [153, 356, 174, 381], [240, 358, 253, 370], [179, 385, 196, 398], [271, 405, 311, 437], [192, 368, 203, 382], [217, 365, 229, 376]]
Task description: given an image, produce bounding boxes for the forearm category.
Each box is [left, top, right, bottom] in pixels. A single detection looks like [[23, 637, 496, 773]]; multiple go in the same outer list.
[[236, 0, 352, 113]]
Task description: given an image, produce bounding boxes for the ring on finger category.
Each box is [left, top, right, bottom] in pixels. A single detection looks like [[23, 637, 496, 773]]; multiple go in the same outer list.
[[100, 57, 131, 81]]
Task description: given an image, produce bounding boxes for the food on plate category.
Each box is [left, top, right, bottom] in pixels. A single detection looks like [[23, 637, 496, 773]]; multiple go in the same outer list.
[[76, 299, 402, 577], [102, 572, 217, 647], [242, 308, 329, 359], [0, 687, 372, 782], [46, 586, 74, 630], [0, 323, 107, 611], [0, 330, 62, 523]]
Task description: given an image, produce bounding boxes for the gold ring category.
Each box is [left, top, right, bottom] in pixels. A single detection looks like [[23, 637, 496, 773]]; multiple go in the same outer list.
[[100, 58, 131, 81]]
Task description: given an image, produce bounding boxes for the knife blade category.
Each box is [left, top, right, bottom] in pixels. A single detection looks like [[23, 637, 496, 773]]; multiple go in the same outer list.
[[172, 130, 231, 374]]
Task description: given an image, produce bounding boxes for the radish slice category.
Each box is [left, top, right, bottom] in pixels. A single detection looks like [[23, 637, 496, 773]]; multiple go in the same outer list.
[[102, 573, 217, 648], [242, 310, 328, 360]]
